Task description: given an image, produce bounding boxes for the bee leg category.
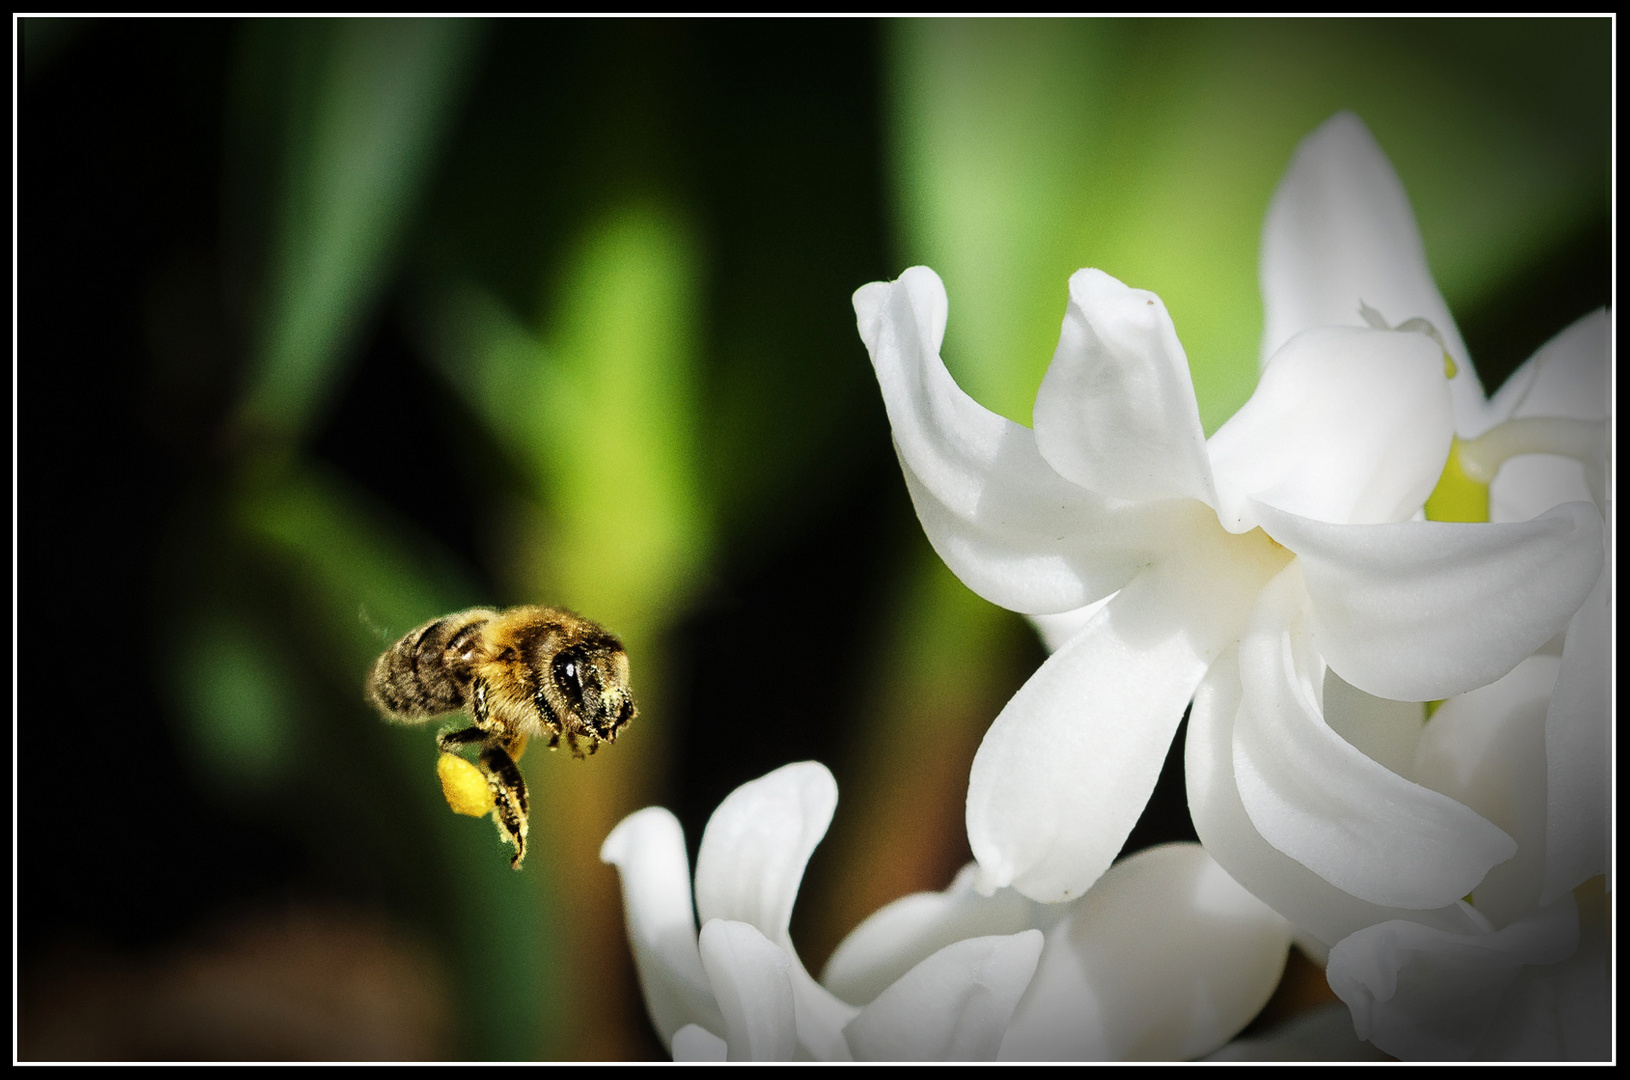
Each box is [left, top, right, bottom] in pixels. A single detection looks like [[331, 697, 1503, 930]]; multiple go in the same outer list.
[[479, 744, 529, 870], [564, 729, 585, 760], [531, 686, 566, 754], [436, 725, 489, 753], [438, 677, 513, 753]]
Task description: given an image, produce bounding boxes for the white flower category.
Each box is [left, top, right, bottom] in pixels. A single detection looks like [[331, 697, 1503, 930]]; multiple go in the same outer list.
[[825, 841, 1293, 1060], [604, 761, 1294, 1060], [1215, 112, 1612, 1060], [1321, 640, 1609, 1059], [600, 762, 1043, 1061], [1463, 311, 1610, 907], [853, 214, 1603, 910], [1209, 1002, 1394, 1062]]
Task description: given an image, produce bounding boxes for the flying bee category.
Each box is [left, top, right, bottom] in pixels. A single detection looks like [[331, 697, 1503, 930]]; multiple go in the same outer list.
[[367, 605, 636, 869]]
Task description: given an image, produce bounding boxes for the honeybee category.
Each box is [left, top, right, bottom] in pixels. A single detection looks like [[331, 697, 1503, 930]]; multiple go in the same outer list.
[[367, 605, 636, 869]]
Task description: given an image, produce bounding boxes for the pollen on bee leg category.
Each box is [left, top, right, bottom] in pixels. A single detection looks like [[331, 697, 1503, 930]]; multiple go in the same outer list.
[[437, 752, 496, 817]]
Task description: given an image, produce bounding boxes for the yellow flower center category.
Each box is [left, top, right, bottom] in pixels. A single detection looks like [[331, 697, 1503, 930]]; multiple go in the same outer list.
[[1424, 437, 1490, 524], [1425, 416, 1607, 525]]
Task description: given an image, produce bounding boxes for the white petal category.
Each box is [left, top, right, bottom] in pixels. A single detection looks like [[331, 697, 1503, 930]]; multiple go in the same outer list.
[[785, 964, 860, 1062], [897, 457, 1192, 615], [1259, 500, 1604, 700], [1206, 1002, 1393, 1061], [844, 931, 1043, 1061], [1473, 966, 1572, 1060], [694, 761, 835, 940], [1000, 844, 1290, 1061], [1207, 326, 1452, 529], [1415, 656, 1558, 928], [1325, 896, 1580, 1061], [1322, 668, 1426, 782], [671, 1024, 727, 1061], [1550, 880, 1612, 1060], [857, 267, 1178, 614], [601, 807, 724, 1043], [691, 760, 859, 1060], [1186, 644, 1489, 951], [1233, 564, 1516, 909], [1487, 309, 1611, 516], [968, 525, 1290, 902], [1489, 454, 1598, 526], [697, 919, 799, 1061], [1483, 307, 1610, 429], [822, 863, 1037, 1007], [1032, 268, 1216, 506], [1485, 316, 1615, 906], [1258, 112, 1482, 430], [1542, 572, 1609, 903], [1027, 594, 1114, 655]]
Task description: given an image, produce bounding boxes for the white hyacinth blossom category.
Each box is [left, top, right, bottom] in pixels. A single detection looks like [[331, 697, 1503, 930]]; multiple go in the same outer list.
[[601, 762, 1043, 1061], [854, 252, 1602, 911], [604, 761, 1294, 1060], [1323, 653, 1610, 1060], [826, 842, 1293, 1060], [1214, 112, 1612, 1060]]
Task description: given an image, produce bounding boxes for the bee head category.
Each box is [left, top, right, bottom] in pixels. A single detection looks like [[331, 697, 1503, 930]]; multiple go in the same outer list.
[[549, 638, 636, 743]]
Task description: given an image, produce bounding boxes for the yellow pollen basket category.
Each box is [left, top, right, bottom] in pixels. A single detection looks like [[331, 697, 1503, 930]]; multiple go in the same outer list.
[[438, 752, 497, 817]]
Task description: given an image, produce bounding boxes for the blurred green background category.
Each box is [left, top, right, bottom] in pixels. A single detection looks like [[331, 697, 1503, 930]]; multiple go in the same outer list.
[[18, 17, 1609, 1061]]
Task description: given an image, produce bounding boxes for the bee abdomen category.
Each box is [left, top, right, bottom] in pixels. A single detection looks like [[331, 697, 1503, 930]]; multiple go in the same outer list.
[[368, 610, 495, 720]]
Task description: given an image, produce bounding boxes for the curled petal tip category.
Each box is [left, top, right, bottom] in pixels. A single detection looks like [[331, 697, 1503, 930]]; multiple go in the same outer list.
[[852, 280, 892, 334], [601, 804, 683, 865], [1036, 266, 1215, 505], [971, 862, 1009, 898], [695, 761, 838, 934]]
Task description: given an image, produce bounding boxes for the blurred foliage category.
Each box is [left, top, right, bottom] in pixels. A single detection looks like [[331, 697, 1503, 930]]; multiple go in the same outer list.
[[20, 15, 1608, 1062], [229, 18, 481, 442], [889, 18, 1610, 431], [424, 205, 708, 627]]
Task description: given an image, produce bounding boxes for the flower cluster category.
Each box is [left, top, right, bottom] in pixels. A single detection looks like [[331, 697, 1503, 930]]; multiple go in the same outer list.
[[1244, 115, 1611, 1060], [605, 113, 1609, 1060], [603, 761, 1292, 1060]]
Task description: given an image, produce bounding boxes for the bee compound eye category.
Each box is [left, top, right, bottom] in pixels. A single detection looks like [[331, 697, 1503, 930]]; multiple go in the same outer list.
[[551, 648, 589, 708]]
